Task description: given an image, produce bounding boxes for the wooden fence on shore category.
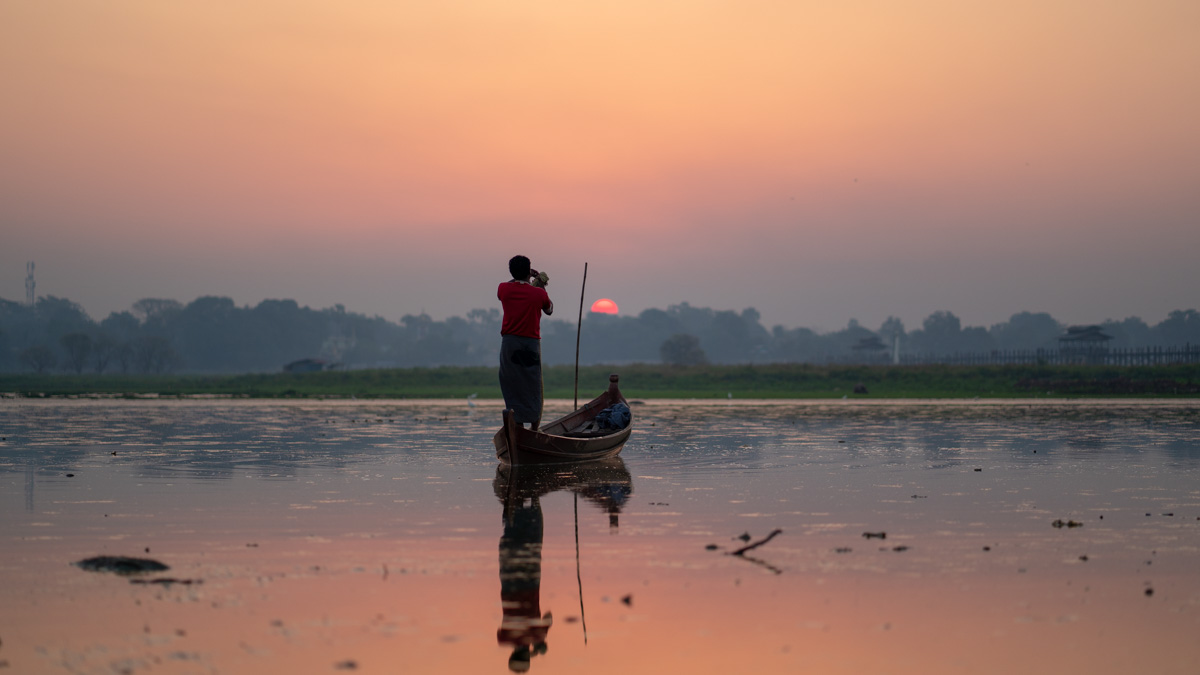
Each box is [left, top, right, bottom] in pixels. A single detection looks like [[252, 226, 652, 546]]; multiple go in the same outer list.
[[833, 344, 1200, 367]]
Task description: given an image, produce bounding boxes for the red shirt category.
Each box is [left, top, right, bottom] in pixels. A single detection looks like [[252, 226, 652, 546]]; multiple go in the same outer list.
[[498, 281, 552, 339]]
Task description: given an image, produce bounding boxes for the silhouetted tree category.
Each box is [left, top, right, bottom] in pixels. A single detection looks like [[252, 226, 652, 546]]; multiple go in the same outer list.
[[131, 298, 183, 323], [91, 333, 117, 373], [770, 325, 826, 362], [59, 332, 92, 374], [3, 289, 1199, 371], [100, 311, 141, 342], [20, 345, 57, 373], [660, 334, 708, 365], [959, 326, 996, 351], [114, 342, 135, 374], [989, 312, 1061, 350], [916, 311, 962, 352], [908, 310, 991, 353], [705, 308, 771, 362], [1154, 310, 1200, 346], [827, 319, 880, 357], [173, 296, 254, 371], [1100, 316, 1152, 348], [879, 316, 906, 341], [36, 296, 93, 337], [132, 336, 182, 373]]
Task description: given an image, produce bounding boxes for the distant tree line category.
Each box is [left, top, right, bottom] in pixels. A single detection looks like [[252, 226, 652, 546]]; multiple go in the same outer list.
[[1, 294, 1197, 374]]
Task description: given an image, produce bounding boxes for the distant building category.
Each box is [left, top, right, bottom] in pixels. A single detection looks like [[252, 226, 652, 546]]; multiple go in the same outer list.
[[851, 335, 888, 352], [850, 335, 889, 364], [1058, 325, 1113, 364], [283, 358, 327, 373], [1058, 325, 1113, 346]]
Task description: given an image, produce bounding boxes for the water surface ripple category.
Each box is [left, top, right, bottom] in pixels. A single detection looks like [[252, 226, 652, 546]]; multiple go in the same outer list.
[[2, 399, 1198, 674]]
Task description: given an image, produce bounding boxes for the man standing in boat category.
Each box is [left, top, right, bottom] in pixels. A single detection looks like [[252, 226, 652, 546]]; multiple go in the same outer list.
[[498, 255, 553, 429]]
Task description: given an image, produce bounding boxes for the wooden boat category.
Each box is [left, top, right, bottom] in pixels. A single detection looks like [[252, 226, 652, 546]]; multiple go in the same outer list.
[[494, 374, 632, 465]]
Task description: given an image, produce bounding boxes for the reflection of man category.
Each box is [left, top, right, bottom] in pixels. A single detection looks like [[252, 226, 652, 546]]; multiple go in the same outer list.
[[497, 255, 553, 429], [497, 496, 552, 672]]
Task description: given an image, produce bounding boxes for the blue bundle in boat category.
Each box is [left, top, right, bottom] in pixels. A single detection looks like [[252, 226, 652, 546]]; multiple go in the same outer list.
[[594, 402, 631, 430]]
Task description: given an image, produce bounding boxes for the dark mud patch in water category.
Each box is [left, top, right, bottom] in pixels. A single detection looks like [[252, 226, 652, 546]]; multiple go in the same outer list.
[[73, 555, 169, 574]]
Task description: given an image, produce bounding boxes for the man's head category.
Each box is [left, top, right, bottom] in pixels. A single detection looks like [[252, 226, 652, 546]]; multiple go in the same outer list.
[[509, 255, 531, 280]]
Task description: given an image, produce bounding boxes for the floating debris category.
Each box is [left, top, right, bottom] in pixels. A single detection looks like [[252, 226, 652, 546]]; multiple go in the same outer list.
[[621, 594, 633, 606], [129, 578, 201, 586], [862, 532, 887, 540], [731, 529, 782, 556], [1051, 519, 1084, 529], [74, 556, 169, 574], [892, 545, 910, 552]]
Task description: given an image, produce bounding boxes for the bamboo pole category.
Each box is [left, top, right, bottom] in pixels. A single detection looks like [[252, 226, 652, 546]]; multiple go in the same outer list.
[[574, 262, 588, 409], [575, 492, 589, 645]]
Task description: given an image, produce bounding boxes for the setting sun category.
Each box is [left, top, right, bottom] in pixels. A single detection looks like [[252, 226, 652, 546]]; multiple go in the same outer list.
[[590, 298, 618, 314]]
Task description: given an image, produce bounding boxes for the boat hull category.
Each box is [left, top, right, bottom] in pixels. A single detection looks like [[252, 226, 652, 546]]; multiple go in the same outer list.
[[494, 374, 631, 465]]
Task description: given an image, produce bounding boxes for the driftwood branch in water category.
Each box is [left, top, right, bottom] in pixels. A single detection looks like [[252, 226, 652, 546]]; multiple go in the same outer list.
[[730, 529, 782, 556], [735, 554, 783, 575]]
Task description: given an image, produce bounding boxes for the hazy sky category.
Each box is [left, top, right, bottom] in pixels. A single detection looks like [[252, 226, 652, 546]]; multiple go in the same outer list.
[[3, 1, 1197, 331]]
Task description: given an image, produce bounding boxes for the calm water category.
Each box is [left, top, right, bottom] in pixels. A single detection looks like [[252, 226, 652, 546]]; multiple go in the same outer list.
[[2, 399, 1199, 674]]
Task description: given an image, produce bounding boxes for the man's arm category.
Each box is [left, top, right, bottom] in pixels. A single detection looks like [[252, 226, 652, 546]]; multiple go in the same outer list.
[[543, 297, 554, 316]]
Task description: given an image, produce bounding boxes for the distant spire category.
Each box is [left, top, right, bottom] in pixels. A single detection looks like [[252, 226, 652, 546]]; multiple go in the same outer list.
[[25, 261, 35, 306]]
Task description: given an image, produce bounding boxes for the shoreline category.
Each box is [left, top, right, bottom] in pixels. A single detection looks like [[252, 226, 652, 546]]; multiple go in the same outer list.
[[5, 395, 1200, 407], [3, 362, 1198, 400]]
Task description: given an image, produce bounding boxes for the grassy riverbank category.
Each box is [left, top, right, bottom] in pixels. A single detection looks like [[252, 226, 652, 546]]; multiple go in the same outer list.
[[3, 363, 1199, 399]]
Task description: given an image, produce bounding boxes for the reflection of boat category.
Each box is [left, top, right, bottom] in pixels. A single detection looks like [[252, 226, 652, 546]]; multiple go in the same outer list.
[[494, 457, 633, 526], [494, 374, 633, 465], [494, 458, 634, 669]]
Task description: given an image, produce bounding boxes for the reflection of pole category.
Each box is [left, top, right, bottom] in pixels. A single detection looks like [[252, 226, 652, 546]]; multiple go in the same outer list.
[[574, 493, 588, 645], [574, 263, 588, 409], [25, 465, 35, 512]]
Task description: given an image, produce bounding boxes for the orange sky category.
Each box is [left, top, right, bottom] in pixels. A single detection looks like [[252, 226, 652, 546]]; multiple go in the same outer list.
[[2, 1, 1198, 329]]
